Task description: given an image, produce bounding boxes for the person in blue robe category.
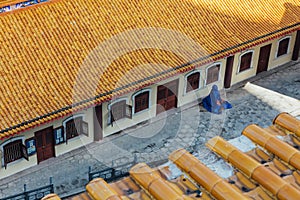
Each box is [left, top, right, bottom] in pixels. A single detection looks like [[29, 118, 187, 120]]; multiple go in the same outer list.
[[201, 85, 232, 114]]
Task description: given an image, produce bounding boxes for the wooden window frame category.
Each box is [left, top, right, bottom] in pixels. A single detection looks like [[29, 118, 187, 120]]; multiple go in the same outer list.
[[185, 71, 201, 93], [276, 37, 291, 58], [238, 51, 253, 73], [66, 117, 82, 140], [108, 99, 132, 126], [3, 139, 28, 169], [206, 64, 221, 85], [64, 116, 88, 142], [134, 91, 150, 114]]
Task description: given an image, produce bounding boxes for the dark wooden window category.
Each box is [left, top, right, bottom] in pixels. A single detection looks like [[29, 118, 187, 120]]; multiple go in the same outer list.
[[111, 100, 126, 121], [134, 91, 149, 113], [3, 139, 28, 168], [206, 64, 220, 85], [66, 117, 83, 140], [186, 72, 200, 93], [239, 52, 253, 72], [277, 38, 290, 57], [109, 100, 132, 125]]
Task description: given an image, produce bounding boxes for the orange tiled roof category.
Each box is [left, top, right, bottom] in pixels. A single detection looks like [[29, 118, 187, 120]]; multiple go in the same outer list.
[[0, 0, 20, 6], [0, 0, 300, 139]]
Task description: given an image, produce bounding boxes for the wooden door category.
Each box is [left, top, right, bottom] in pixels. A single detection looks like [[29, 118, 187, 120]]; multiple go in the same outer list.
[[224, 55, 234, 88], [156, 79, 178, 115], [292, 30, 300, 61], [257, 44, 272, 74], [35, 126, 55, 164]]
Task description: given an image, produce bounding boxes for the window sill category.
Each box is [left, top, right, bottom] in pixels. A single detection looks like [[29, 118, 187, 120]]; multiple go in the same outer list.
[[109, 117, 130, 127], [275, 53, 290, 60], [236, 67, 253, 75], [2, 158, 26, 169], [66, 135, 84, 143], [183, 87, 202, 96], [205, 80, 221, 87], [133, 107, 151, 116]]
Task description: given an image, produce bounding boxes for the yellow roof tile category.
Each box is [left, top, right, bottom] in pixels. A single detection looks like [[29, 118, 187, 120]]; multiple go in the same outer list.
[[1, 0, 300, 139]]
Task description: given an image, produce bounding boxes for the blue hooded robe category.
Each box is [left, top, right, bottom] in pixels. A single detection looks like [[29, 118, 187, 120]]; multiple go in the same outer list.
[[202, 85, 232, 114]]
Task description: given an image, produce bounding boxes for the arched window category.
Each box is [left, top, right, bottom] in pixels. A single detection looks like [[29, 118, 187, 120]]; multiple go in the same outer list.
[[108, 99, 132, 125], [239, 51, 253, 72], [277, 37, 290, 57], [65, 116, 83, 140], [134, 91, 150, 113], [63, 114, 88, 141], [1, 138, 28, 168], [206, 64, 220, 85], [186, 71, 200, 93]]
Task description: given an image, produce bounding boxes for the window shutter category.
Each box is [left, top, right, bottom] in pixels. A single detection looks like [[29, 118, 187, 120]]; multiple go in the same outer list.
[[66, 117, 83, 141], [76, 118, 83, 135], [125, 105, 132, 119], [82, 121, 88, 136], [107, 110, 114, 126], [21, 144, 29, 161], [207, 65, 220, 85]]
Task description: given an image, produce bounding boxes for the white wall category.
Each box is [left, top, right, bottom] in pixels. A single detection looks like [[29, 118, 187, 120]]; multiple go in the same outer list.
[[268, 31, 297, 70], [102, 58, 227, 137], [231, 31, 297, 86]]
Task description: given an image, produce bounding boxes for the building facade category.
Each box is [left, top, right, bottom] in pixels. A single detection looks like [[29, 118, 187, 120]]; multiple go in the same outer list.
[[0, 0, 300, 178]]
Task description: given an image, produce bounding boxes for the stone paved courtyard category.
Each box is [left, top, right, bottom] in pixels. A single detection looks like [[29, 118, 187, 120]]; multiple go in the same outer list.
[[0, 61, 299, 198]]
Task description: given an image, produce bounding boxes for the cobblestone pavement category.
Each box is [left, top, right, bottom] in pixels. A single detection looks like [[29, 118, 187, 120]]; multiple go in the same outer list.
[[0, 61, 299, 198]]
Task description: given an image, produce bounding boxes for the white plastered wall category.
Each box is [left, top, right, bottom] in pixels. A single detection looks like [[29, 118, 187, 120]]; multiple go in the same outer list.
[[230, 31, 297, 86], [0, 108, 94, 178], [268, 31, 297, 70], [230, 47, 261, 86], [102, 58, 227, 137]]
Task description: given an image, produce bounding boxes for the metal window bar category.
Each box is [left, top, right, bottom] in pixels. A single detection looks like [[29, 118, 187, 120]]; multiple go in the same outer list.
[[3, 140, 23, 168]]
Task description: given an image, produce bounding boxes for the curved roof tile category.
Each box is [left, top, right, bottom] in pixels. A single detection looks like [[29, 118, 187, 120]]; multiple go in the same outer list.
[[0, 0, 300, 139]]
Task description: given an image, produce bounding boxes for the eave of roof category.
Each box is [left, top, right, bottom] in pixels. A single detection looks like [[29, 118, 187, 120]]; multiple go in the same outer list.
[[0, 0, 300, 139]]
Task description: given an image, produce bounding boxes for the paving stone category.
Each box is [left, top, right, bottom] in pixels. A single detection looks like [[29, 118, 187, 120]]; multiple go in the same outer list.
[[0, 184, 8, 190], [71, 179, 79, 186]]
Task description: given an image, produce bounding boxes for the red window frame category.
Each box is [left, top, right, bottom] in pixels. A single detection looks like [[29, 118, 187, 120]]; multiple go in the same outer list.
[[239, 52, 253, 72], [134, 91, 149, 113]]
